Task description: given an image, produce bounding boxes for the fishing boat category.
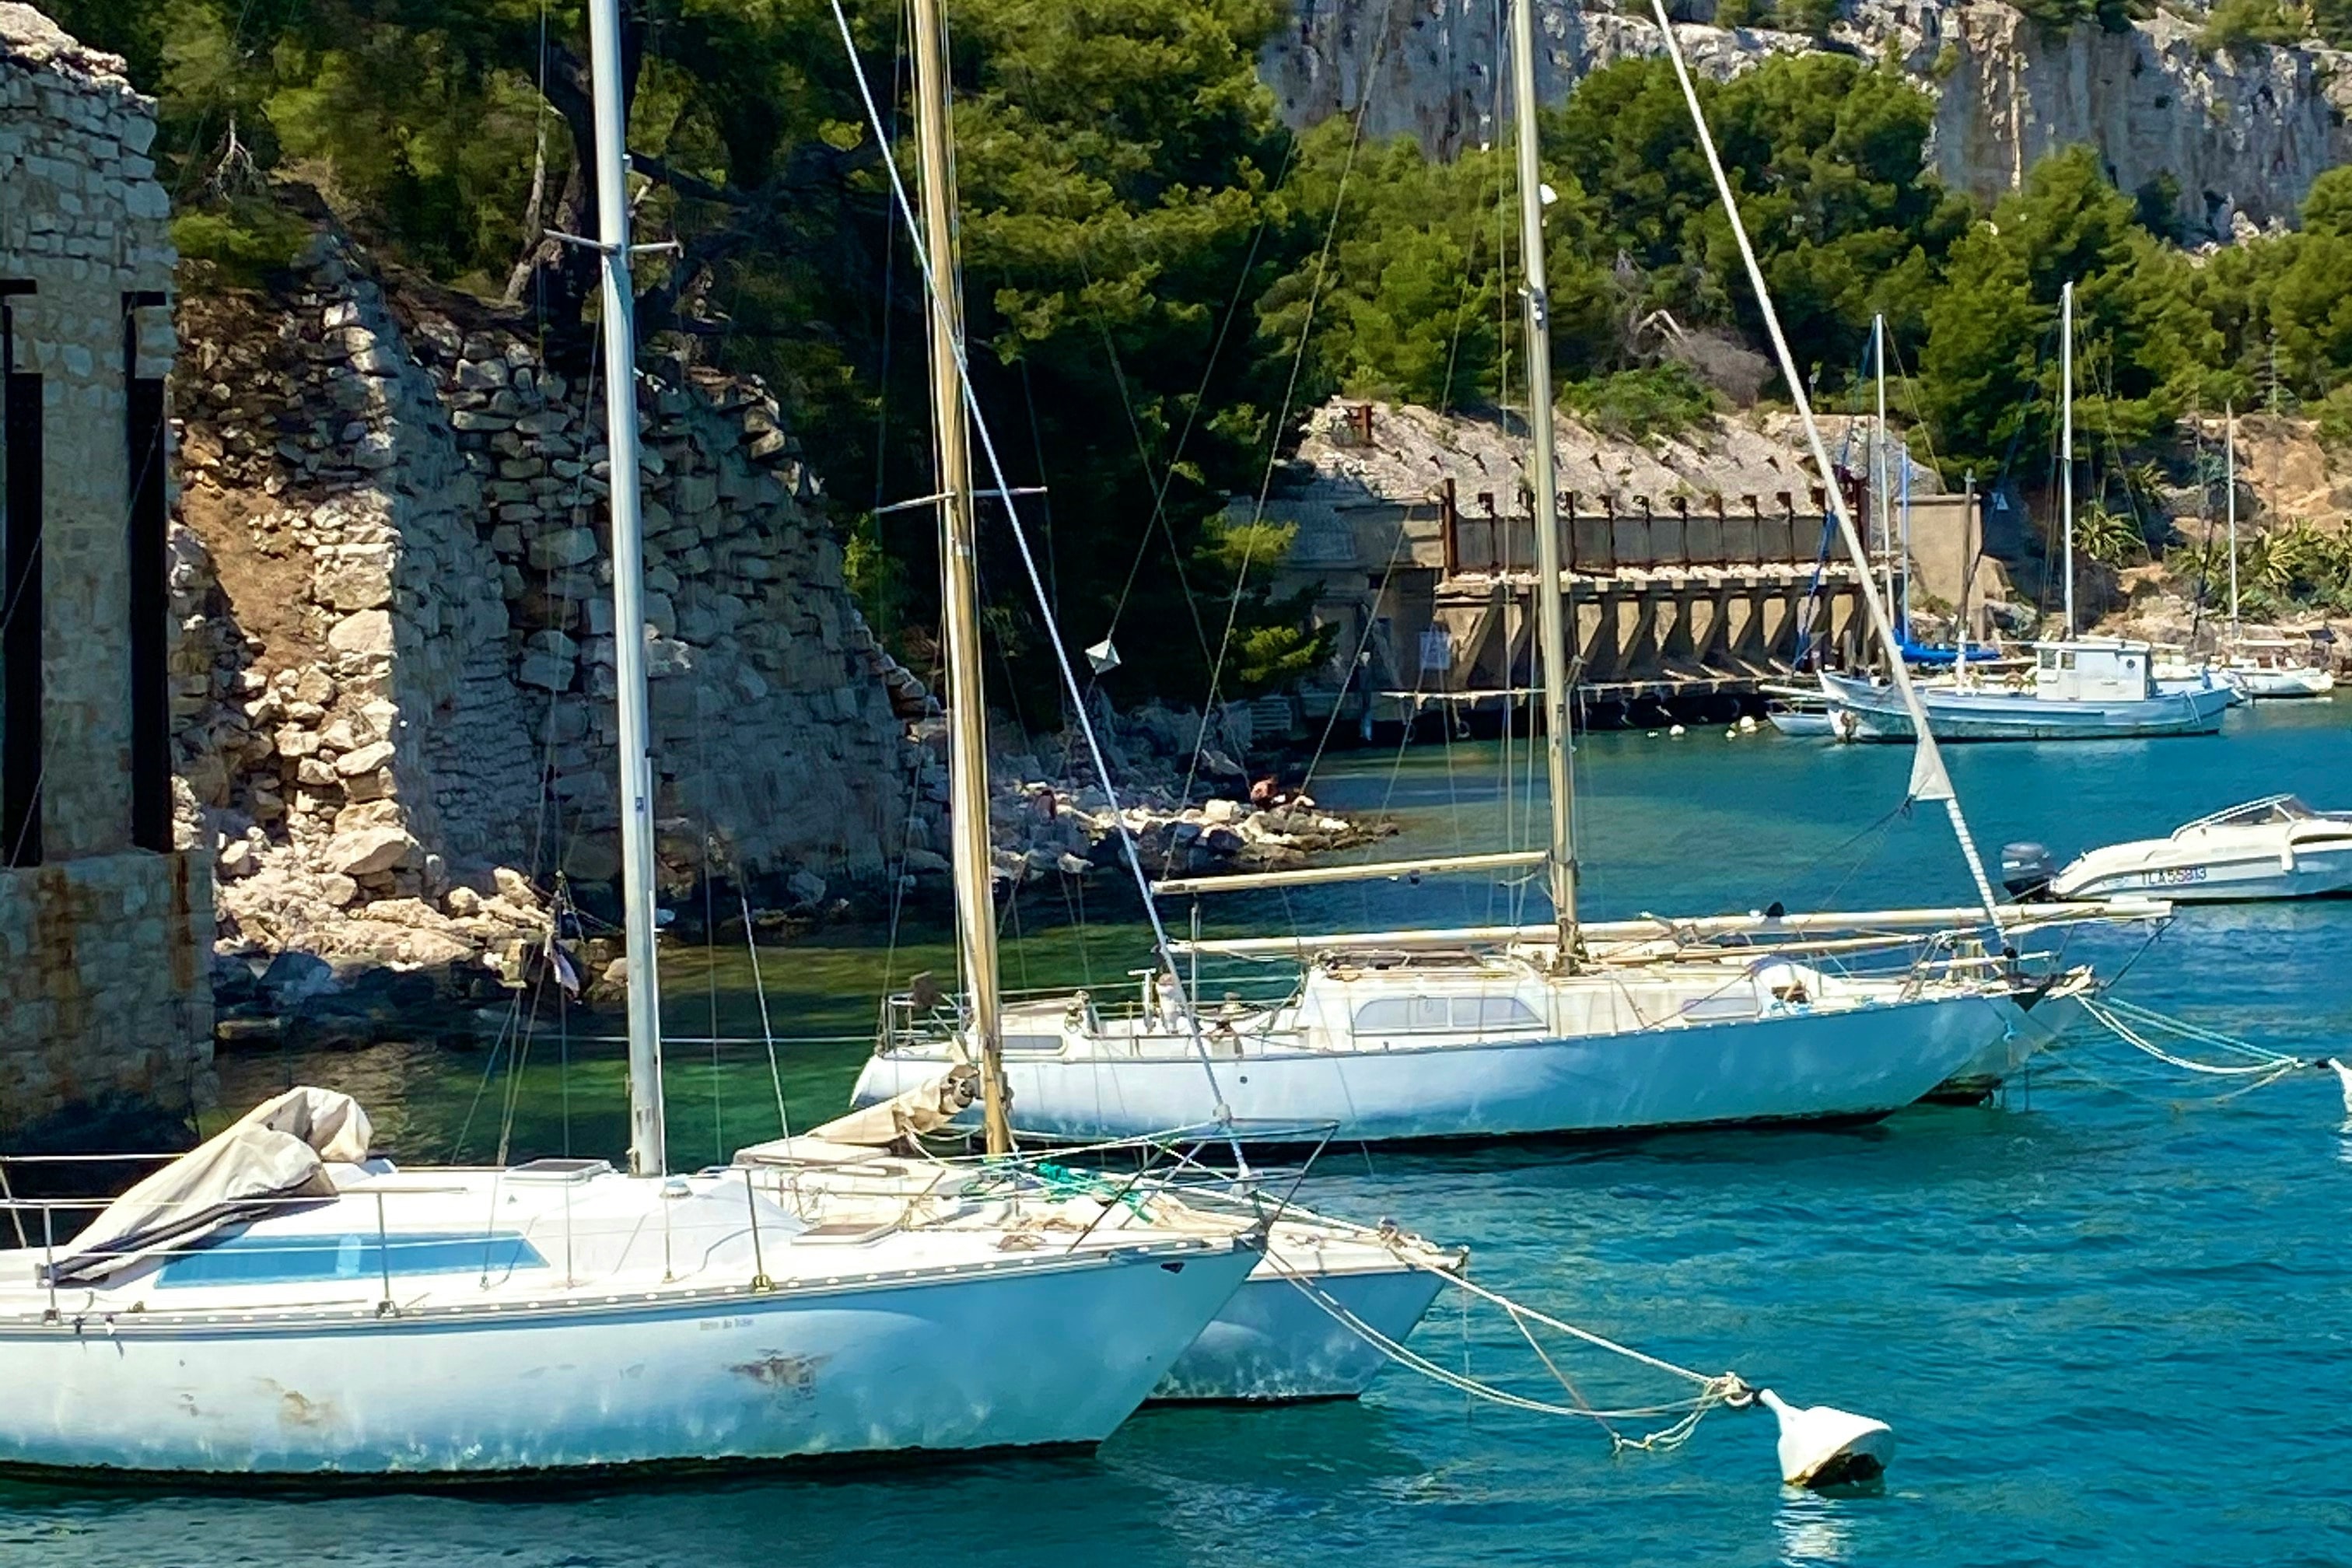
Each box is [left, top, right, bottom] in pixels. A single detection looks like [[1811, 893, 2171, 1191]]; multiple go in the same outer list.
[[2006, 794, 2352, 902], [851, 5, 2120, 1147], [1821, 285, 2238, 744], [2224, 638, 2335, 698], [1822, 638, 2237, 741], [0, 3, 1262, 1479], [837, 0, 1455, 1400]]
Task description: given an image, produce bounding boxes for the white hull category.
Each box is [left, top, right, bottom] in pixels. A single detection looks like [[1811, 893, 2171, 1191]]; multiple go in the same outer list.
[[1822, 673, 2233, 742], [1154, 1250, 1450, 1402], [2049, 797, 2352, 904], [0, 1251, 1252, 1477], [856, 986, 2035, 1146], [2234, 665, 2334, 699], [2057, 851, 2352, 901], [1766, 709, 1837, 737]]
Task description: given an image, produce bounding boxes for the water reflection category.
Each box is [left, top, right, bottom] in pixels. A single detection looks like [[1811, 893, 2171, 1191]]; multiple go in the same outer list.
[[1773, 1488, 1864, 1566]]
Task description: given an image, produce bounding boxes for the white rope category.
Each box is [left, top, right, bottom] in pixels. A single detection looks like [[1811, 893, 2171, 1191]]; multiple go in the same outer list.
[[2080, 996, 2303, 1078], [1260, 1246, 1751, 1454]]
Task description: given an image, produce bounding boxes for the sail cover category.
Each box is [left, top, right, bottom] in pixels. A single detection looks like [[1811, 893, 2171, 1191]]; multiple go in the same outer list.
[[44, 1087, 374, 1287], [737, 1065, 980, 1164]]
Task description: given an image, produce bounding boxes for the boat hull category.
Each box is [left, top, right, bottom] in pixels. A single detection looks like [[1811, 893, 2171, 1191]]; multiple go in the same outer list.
[[1153, 1259, 1447, 1402], [2054, 846, 2352, 902], [2235, 666, 2335, 698], [856, 991, 2031, 1146], [0, 1248, 1257, 1478], [1822, 674, 2235, 742]]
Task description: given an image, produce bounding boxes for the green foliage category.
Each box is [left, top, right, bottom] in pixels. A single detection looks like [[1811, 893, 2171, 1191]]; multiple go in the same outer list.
[[170, 201, 310, 285], [1262, 128, 1506, 409], [1564, 364, 1717, 440], [1190, 516, 1334, 694], [1777, 0, 1842, 37], [2072, 502, 2144, 568], [2199, 0, 2307, 51]]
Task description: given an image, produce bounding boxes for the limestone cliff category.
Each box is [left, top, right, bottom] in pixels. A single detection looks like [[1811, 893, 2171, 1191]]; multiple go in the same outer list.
[[1262, 0, 2352, 235]]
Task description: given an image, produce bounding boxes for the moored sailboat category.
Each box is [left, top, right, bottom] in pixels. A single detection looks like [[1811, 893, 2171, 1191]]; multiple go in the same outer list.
[[818, 0, 1457, 1400], [0, 0, 1262, 1479], [849, 0, 2131, 1147]]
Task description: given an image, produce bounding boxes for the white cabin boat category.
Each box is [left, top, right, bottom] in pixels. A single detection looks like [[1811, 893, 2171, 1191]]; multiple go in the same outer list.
[[1822, 639, 2236, 741], [2039, 794, 2352, 902]]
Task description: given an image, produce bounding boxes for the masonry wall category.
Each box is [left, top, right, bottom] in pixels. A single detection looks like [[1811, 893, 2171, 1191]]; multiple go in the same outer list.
[[0, 5, 214, 1140]]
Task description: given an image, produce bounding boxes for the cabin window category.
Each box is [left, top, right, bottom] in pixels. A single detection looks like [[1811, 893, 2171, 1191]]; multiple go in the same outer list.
[[1002, 1033, 1062, 1055], [2059, 650, 2077, 670], [2038, 649, 2056, 670], [1354, 996, 1542, 1033], [156, 1229, 548, 1289]]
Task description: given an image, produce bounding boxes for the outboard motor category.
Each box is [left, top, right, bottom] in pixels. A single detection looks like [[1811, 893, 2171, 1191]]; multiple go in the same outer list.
[[2000, 842, 2057, 901]]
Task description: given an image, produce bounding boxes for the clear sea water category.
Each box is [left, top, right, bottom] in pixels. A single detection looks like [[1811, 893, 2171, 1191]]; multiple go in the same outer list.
[[6, 702, 2350, 1567]]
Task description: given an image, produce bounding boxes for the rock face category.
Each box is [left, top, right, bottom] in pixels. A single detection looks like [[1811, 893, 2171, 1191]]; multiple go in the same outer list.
[[1260, 0, 2352, 236], [171, 233, 923, 1001]]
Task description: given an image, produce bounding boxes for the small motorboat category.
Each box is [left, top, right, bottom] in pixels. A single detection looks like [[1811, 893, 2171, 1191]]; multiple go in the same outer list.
[[2224, 638, 2336, 699], [1760, 684, 1853, 739], [2004, 794, 2352, 903]]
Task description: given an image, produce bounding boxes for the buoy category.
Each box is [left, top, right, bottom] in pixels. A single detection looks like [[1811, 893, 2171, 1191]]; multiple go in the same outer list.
[[1738, 714, 1758, 733], [1758, 1388, 1894, 1489], [2322, 1058, 2352, 1115], [1668, 723, 1686, 737]]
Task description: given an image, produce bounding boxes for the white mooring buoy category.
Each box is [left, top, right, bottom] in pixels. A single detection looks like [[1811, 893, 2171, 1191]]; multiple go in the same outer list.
[[1668, 723, 1686, 737], [1758, 1388, 1895, 1489]]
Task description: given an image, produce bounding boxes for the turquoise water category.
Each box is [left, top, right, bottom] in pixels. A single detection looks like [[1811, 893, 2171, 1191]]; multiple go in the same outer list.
[[7, 703, 2352, 1566]]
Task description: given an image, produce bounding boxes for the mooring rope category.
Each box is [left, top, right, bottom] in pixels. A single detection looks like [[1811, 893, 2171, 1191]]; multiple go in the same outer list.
[[1262, 1245, 1752, 1454], [2080, 995, 2307, 1080]]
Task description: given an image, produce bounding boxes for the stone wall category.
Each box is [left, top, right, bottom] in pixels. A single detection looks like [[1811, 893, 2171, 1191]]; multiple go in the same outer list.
[[1260, 0, 2352, 236], [173, 233, 928, 985], [0, 5, 213, 1141]]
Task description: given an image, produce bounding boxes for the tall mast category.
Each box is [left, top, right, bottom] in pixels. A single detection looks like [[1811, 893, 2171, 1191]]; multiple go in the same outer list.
[[1508, 0, 1579, 957], [2225, 403, 2239, 635], [908, 0, 1012, 1153], [1874, 313, 1893, 632], [588, 0, 665, 1176], [2060, 279, 2074, 639]]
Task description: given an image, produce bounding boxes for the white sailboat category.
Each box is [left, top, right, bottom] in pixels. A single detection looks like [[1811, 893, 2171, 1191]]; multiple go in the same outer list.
[[1823, 282, 2236, 743], [2214, 409, 2335, 698], [0, 0, 1262, 1478], [849, 0, 2118, 1146], [795, 0, 1456, 1402]]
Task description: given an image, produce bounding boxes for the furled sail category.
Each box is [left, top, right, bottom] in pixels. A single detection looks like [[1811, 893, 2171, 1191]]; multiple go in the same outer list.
[[44, 1087, 373, 1286]]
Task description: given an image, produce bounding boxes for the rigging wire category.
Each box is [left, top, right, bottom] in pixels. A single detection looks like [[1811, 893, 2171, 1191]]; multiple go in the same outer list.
[[828, 0, 1251, 1164]]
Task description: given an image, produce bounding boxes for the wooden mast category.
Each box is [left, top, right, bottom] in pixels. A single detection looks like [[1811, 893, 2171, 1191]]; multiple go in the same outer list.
[[908, 0, 1012, 1153], [1507, 0, 1580, 960]]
